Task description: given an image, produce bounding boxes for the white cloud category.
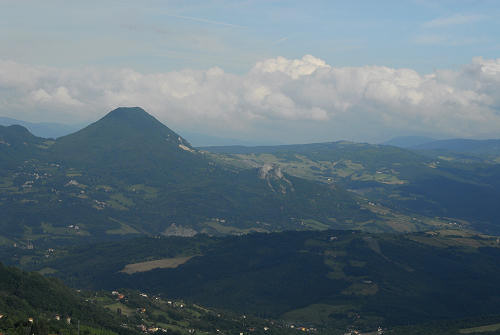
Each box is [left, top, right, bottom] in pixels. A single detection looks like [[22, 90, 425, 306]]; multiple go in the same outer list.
[[1, 55, 500, 142], [253, 55, 331, 79], [30, 87, 83, 106]]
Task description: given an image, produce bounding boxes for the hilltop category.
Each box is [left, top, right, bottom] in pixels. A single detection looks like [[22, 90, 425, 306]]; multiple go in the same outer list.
[[0, 107, 372, 246]]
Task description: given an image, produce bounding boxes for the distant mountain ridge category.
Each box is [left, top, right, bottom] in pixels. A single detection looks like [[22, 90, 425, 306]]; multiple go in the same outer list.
[[0, 107, 372, 244], [0, 116, 84, 138], [383, 136, 436, 148], [0, 114, 276, 147], [201, 139, 500, 235], [413, 138, 500, 155]]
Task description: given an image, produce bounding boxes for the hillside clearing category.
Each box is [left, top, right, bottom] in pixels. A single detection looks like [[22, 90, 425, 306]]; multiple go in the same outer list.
[[120, 256, 197, 274]]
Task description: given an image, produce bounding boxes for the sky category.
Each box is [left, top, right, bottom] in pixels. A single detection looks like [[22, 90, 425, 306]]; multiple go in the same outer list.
[[1, 0, 500, 144]]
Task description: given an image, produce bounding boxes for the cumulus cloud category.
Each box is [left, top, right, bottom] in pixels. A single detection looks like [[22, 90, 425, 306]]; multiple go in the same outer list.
[[1, 55, 500, 142]]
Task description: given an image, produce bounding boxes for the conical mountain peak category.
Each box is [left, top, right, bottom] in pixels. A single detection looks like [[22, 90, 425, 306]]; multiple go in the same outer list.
[[98, 107, 169, 132], [51, 107, 196, 170], [103, 107, 153, 121], [59, 107, 187, 144]]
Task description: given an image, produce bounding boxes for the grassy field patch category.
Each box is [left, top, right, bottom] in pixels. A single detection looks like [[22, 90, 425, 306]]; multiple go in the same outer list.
[[106, 217, 140, 235], [460, 322, 500, 333], [120, 256, 197, 274], [203, 221, 268, 235], [108, 193, 134, 210], [301, 219, 331, 231], [38, 267, 58, 275], [103, 302, 135, 317], [342, 282, 378, 296]]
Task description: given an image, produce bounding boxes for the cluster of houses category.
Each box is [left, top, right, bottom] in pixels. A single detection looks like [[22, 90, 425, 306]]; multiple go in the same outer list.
[[54, 315, 72, 325], [20, 171, 49, 190], [65, 179, 81, 187], [343, 326, 383, 335], [9, 240, 37, 250], [108, 290, 288, 335], [111, 291, 126, 300], [93, 199, 107, 210], [18, 315, 72, 325], [288, 324, 317, 332], [44, 248, 56, 258], [136, 324, 170, 333], [22, 180, 34, 189]]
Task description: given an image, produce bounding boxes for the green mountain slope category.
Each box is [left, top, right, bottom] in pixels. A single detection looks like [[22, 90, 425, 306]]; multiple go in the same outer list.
[[51, 107, 205, 182], [0, 262, 137, 335], [203, 141, 500, 234], [28, 230, 500, 331], [0, 125, 47, 171], [0, 108, 372, 245], [0, 262, 306, 335]]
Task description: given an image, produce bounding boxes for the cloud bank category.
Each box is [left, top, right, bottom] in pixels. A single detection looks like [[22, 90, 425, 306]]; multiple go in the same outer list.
[[1, 55, 500, 142]]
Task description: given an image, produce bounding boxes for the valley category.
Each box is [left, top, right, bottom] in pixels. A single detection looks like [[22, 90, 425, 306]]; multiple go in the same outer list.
[[1, 107, 500, 334]]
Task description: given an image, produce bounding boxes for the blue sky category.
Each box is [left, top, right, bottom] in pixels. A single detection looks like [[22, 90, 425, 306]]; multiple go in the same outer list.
[[1, 0, 500, 143], [2, 0, 498, 73]]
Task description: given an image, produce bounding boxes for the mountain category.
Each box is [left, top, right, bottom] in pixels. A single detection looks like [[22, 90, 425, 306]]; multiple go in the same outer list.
[[28, 230, 500, 330], [413, 138, 500, 158], [383, 136, 436, 148], [50, 107, 206, 182], [203, 141, 500, 234], [0, 116, 83, 139], [0, 262, 136, 335], [3, 106, 500, 243], [0, 262, 304, 335], [0, 107, 372, 245], [0, 124, 47, 171]]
